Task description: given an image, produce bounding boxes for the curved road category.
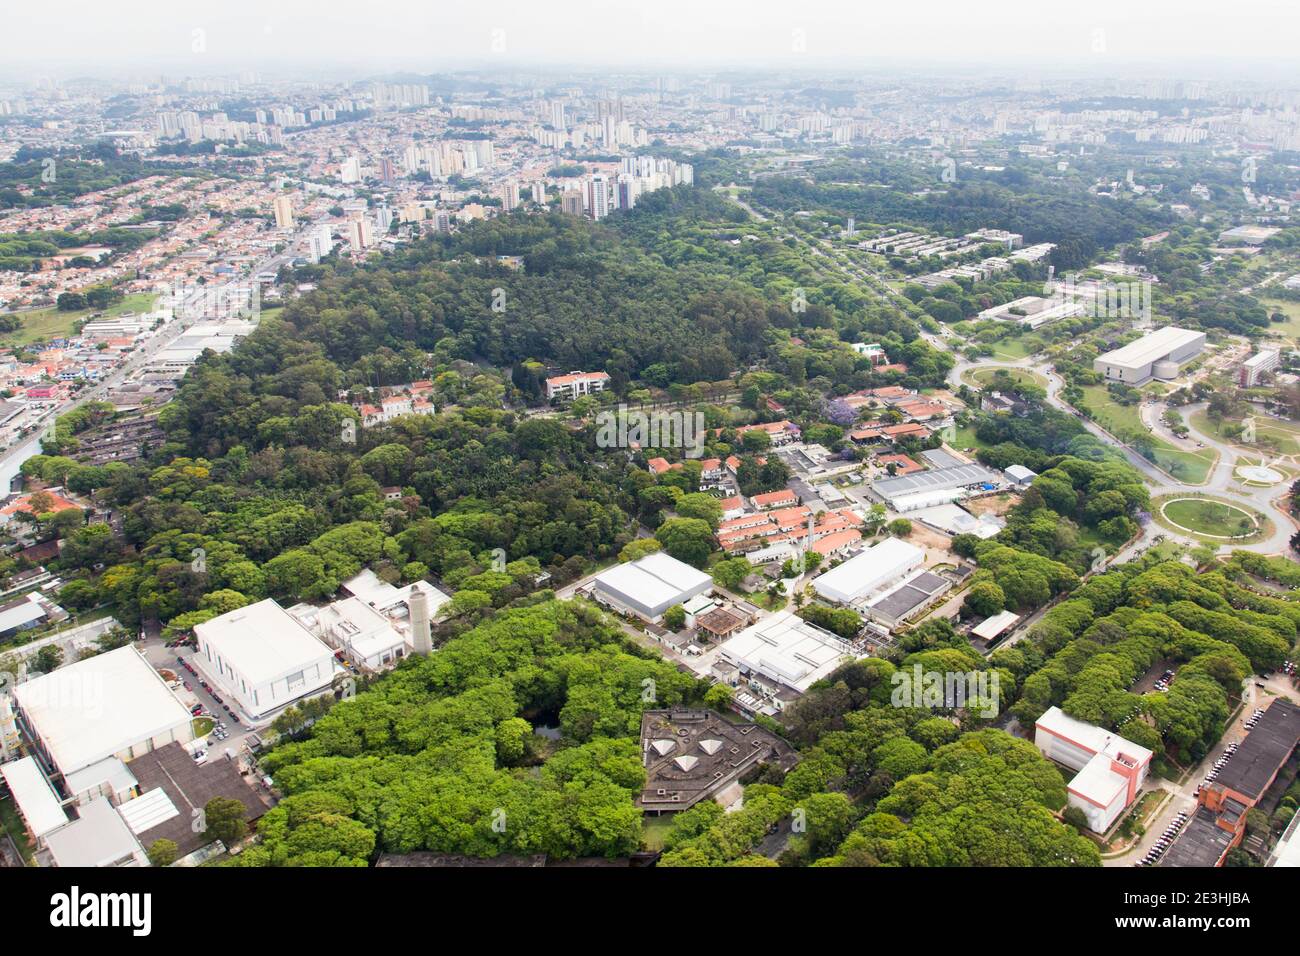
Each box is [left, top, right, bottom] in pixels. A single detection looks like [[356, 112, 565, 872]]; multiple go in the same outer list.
[[946, 354, 1297, 556]]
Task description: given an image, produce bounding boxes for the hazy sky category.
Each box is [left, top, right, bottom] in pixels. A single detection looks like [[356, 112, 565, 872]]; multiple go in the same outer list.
[[5, 0, 1299, 76]]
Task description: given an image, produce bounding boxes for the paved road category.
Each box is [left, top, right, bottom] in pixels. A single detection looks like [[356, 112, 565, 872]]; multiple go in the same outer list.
[[950, 352, 1298, 557]]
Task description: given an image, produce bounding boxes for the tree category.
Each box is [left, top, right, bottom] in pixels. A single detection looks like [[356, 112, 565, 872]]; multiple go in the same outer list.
[[711, 557, 753, 592], [655, 517, 715, 568], [30, 645, 63, 674], [147, 838, 178, 867], [203, 796, 248, 846], [663, 604, 686, 631], [964, 580, 1006, 618], [886, 518, 912, 538], [495, 717, 533, 767], [675, 493, 723, 530], [619, 538, 662, 562], [1062, 806, 1089, 833], [703, 684, 734, 711]]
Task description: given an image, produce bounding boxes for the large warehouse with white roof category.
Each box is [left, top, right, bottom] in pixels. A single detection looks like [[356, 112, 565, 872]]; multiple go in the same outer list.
[[812, 537, 926, 606], [12, 645, 194, 781], [1093, 326, 1205, 385], [194, 598, 338, 721], [590, 551, 713, 622]]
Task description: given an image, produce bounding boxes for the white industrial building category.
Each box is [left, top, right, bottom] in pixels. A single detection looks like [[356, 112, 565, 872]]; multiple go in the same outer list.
[[289, 596, 408, 671], [812, 537, 926, 606], [43, 796, 146, 868], [713, 612, 857, 715], [1093, 326, 1206, 385], [590, 551, 713, 622], [0, 755, 68, 843], [870, 463, 1001, 511], [12, 645, 194, 781], [1035, 706, 1152, 833], [194, 599, 338, 721]]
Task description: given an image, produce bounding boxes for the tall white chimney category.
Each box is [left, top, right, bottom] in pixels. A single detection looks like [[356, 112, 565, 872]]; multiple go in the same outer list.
[[409, 588, 432, 656]]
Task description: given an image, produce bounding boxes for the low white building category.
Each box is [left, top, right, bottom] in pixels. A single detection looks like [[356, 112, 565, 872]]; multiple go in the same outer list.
[[812, 537, 925, 606], [713, 612, 857, 715], [12, 645, 194, 781], [289, 596, 408, 671], [194, 599, 338, 721], [1034, 706, 1152, 833], [1093, 326, 1205, 386], [590, 552, 713, 622]]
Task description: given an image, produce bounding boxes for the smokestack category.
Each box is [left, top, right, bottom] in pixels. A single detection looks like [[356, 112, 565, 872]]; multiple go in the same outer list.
[[409, 588, 431, 655]]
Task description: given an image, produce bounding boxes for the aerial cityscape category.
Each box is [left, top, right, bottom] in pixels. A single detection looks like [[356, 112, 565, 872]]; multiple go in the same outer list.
[[1, 0, 1298, 929]]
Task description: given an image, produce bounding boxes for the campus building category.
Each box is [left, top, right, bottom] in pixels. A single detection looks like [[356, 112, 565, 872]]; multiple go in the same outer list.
[[812, 537, 926, 606], [1035, 706, 1153, 833], [193, 599, 338, 721], [1092, 326, 1205, 385], [590, 551, 713, 623]]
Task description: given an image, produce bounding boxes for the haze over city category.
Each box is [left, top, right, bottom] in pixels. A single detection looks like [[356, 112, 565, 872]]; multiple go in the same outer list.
[[0, 0, 1297, 933]]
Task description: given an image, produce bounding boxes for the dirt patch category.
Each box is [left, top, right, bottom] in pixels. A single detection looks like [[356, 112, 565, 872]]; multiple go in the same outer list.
[[966, 493, 1021, 517], [901, 524, 952, 553]]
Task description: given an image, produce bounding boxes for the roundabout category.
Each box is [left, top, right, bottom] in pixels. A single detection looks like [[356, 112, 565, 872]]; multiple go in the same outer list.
[[1152, 495, 1268, 543]]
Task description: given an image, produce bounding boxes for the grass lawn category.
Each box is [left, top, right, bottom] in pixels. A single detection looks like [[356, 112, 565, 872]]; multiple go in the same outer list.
[[0, 795, 35, 864], [640, 814, 676, 852], [1152, 495, 1268, 543], [1261, 298, 1300, 347], [1189, 408, 1300, 456], [193, 716, 215, 737], [989, 336, 1043, 361], [950, 423, 994, 456], [0, 293, 158, 349], [964, 366, 1048, 390], [1078, 386, 1215, 484]]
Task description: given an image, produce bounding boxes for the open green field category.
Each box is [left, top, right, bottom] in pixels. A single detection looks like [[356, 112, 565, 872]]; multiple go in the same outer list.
[[988, 335, 1044, 361], [1078, 386, 1215, 484], [964, 366, 1047, 390], [1261, 298, 1300, 347], [0, 292, 157, 349], [1152, 494, 1269, 543], [1189, 408, 1300, 456]]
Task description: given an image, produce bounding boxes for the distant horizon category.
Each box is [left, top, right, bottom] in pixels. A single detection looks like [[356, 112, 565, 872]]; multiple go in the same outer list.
[[4, 0, 1298, 83], [3, 55, 1297, 86]]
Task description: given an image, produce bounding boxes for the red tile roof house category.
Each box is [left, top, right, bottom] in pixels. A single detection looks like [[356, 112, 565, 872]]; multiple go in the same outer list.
[[0, 490, 81, 526], [750, 489, 799, 510], [545, 371, 610, 401], [876, 453, 925, 475]]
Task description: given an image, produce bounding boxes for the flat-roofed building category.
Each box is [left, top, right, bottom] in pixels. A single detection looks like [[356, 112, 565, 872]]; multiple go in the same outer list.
[[1164, 699, 1300, 867], [590, 551, 713, 622], [12, 645, 194, 781], [1239, 349, 1279, 387], [43, 796, 146, 868], [713, 612, 858, 713], [1093, 326, 1205, 385], [193, 599, 338, 721], [0, 755, 68, 843], [812, 537, 925, 606], [864, 569, 952, 627], [636, 709, 793, 814], [1035, 706, 1152, 833], [870, 463, 1001, 510]]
